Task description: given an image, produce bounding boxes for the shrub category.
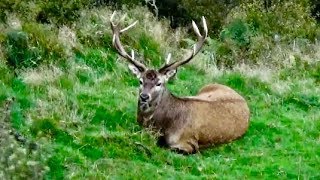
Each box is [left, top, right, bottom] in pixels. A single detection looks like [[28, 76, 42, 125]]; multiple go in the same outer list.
[[36, 0, 93, 25], [0, 132, 49, 179], [227, 1, 318, 41], [220, 19, 251, 48], [4, 30, 40, 68], [0, 98, 49, 179], [75, 8, 113, 48], [0, 0, 95, 25], [3, 23, 65, 69], [23, 23, 65, 59], [0, 0, 39, 23], [310, 0, 320, 21], [181, 0, 239, 35], [210, 0, 320, 67]]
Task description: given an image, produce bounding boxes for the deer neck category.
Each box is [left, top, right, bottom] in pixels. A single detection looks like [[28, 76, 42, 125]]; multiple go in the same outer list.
[[138, 87, 171, 115], [137, 87, 185, 129]]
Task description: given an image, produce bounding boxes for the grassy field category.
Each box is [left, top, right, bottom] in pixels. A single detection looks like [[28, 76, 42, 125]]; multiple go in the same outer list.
[[1, 6, 320, 179]]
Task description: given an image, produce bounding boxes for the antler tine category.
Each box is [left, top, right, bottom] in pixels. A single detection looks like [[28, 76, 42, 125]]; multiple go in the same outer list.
[[159, 16, 208, 73], [165, 53, 172, 64], [120, 20, 138, 33], [110, 11, 116, 26], [110, 11, 146, 72]]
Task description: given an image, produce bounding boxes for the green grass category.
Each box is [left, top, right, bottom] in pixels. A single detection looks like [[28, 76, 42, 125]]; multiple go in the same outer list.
[[1, 46, 319, 179]]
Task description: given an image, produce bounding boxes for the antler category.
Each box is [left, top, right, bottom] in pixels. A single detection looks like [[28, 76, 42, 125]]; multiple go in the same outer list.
[[159, 16, 208, 73], [110, 11, 147, 72]]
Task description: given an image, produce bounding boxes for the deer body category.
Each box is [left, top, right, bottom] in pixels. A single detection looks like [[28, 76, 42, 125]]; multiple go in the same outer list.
[[137, 83, 249, 153], [110, 12, 250, 154]]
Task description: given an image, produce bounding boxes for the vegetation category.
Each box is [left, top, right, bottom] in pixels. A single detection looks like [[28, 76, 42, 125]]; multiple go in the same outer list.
[[0, 0, 319, 179]]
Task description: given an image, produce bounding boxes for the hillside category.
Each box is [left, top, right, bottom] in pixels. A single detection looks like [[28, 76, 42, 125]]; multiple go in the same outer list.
[[0, 1, 320, 179]]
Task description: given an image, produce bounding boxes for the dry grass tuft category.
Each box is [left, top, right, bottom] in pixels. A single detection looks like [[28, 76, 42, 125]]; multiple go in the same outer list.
[[58, 26, 78, 57], [233, 64, 275, 83], [21, 66, 63, 86], [270, 80, 292, 95], [6, 14, 22, 30]]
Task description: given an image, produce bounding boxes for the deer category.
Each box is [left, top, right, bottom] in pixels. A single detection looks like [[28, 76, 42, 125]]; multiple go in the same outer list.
[[110, 12, 250, 154]]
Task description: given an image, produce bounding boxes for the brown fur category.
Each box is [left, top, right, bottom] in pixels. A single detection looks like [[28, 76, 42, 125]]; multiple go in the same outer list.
[[145, 70, 157, 80], [137, 83, 250, 154]]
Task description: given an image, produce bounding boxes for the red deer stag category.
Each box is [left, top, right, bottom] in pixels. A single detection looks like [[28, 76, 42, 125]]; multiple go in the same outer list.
[[110, 12, 250, 154]]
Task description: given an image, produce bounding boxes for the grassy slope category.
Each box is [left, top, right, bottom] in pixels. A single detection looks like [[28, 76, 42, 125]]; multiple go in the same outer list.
[[1, 47, 320, 179], [0, 7, 320, 180]]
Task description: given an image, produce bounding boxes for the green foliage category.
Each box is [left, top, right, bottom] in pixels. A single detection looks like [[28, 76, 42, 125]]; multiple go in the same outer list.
[[76, 49, 117, 73], [0, 97, 49, 179], [181, 0, 238, 35], [212, 0, 320, 67], [37, 0, 92, 25], [3, 23, 64, 68], [4, 30, 40, 68], [31, 118, 59, 137], [284, 94, 320, 111], [229, 1, 318, 40], [214, 43, 234, 66], [0, 134, 49, 179], [0, 59, 14, 85], [22, 23, 65, 59], [216, 19, 252, 66], [10, 102, 26, 130], [0, 0, 93, 25], [46, 152, 65, 179], [310, 0, 320, 21], [221, 19, 251, 48], [0, 0, 38, 22], [137, 32, 163, 67], [311, 63, 320, 83]]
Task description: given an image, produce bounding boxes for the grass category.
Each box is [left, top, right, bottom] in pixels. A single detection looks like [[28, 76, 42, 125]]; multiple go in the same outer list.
[[0, 6, 320, 179], [1, 48, 320, 179]]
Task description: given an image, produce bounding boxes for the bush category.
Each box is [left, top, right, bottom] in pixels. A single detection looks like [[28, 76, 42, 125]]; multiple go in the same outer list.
[[3, 23, 65, 69], [0, 0, 96, 25], [208, 0, 320, 67], [220, 19, 251, 48], [310, 0, 320, 21], [23, 23, 65, 60], [4, 30, 39, 68], [36, 0, 93, 25], [228, 1, 318, 41], [0, 0, 38, 23], [180, 0, 239, 35]]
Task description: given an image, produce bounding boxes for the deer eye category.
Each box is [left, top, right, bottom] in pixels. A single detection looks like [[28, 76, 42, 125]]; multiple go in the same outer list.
[[139, 80, 143, 85], [156, 82, 162, 86]]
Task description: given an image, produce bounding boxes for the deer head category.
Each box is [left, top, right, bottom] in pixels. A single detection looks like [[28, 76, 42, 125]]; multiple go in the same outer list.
[[110, 11, 208, 112]]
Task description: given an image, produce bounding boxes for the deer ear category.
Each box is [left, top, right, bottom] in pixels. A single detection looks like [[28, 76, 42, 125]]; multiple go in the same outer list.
[[163, 69, 177, 81], [128, 64, 142, 78]]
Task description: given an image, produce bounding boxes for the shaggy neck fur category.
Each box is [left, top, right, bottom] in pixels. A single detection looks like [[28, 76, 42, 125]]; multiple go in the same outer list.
[[137, 87, 189, 131], [138, 87, 171, 118]]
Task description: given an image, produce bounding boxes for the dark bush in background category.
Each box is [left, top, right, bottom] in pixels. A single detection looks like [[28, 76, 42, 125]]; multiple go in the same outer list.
[[36, 0, 92, 26], [3, 23, 65, 69], [310, 0, 320, 21], [4, 31, 40, 68], [0, 0, 318, 35], [0, 0, 36, 23]]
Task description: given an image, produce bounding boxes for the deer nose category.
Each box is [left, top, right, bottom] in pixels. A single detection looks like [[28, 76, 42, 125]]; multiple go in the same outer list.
[[140, 93, 150, 102]]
